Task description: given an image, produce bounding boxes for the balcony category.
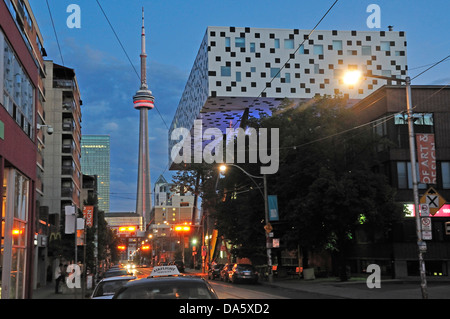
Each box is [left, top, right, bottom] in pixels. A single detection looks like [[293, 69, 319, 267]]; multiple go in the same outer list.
[[53, 79, 74, 89], [62, 144, 74, 154], [62, 122, 74, 132], [61, 166, 74, 176], [61, 187, 74, 198]]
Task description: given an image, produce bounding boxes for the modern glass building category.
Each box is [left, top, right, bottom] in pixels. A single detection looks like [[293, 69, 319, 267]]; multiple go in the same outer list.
[[81, 135, 110, 213]]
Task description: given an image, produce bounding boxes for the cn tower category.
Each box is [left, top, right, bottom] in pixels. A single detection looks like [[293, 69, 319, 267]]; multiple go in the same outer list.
[[133, 7, 153, 228]]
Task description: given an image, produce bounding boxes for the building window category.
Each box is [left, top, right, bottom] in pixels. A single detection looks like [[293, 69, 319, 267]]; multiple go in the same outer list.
[[270, 68, 281, 78], [225, 37, 231, 47], [442, 162, 450, 189], [235, 37, 245, 48], [236, 72, 241, 82], [380, 41, 391, 51], [332, 40, 342, 50], [362, 46, 372, 56], [314, 64, 320, 74], [2, 168, 30, 299], [284, 73, 291, 83], [394, 113, 434, 148], [2, 33, 35, 139], [250, 42, 255, 52], [397, 162, 427, 190], [313, 45, 323, 55], [274, 39, 280, 49], [284, 39, 294, 49], [221, 66, 231, 77]]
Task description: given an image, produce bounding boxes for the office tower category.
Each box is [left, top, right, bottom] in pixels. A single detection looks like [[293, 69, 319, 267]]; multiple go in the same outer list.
[[81, 135, 110, 213]]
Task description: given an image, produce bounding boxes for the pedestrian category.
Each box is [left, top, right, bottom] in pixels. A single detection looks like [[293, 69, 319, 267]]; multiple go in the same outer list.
[[55, 263, 63, 294]]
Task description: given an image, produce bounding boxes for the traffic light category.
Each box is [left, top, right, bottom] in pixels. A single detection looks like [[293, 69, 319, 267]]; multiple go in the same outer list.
[[445, 222, 450, 235], [174, 225, 191, 232]]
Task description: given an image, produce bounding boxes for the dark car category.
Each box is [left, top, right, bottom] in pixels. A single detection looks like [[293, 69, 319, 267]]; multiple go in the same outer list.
[[229, 264, 258, 284], [173, 260, 185, 273], [103, 269, 129, 278], [219, 263, 232, 282], [208, 263, 224, 280], [91, 275, 136, 299], [113, 276, 218, 299]]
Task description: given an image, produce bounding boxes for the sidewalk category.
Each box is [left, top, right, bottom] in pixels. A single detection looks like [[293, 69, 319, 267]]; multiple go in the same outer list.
[[258, 275, 450, 299], [32, 283, 92, 299]]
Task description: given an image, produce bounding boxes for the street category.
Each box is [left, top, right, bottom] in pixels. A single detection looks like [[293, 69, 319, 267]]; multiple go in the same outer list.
[[127, 266, 450, 299]]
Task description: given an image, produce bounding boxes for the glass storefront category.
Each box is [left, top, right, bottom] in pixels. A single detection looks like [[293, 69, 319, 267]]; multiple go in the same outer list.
[[1, 168, 29, 299]]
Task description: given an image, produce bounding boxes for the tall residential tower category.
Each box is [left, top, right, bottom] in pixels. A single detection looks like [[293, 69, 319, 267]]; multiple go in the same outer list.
[[133, 8, 154, 227]]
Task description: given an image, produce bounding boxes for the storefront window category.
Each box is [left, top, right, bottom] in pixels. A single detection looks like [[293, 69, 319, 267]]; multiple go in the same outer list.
[[1, 169, 28, 299]]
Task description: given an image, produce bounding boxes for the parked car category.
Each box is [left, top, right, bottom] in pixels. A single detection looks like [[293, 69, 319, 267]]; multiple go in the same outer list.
[[91, 275, 137, 299], [229, 264, 259, 284], [173, 260, 185, 273], [103, 269, 129, 278], [208, 264, 224, 280], [220, 263, 232, 282]]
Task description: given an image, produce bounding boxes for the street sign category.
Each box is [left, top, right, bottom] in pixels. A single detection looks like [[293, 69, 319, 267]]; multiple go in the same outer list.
[[421, 217, 432, 231], [420, 203, 430, 217], [264, 223, 273, 233], [273, 238, 280, 248], [422, 230, 432, 240], [420, 187, 446, 216]]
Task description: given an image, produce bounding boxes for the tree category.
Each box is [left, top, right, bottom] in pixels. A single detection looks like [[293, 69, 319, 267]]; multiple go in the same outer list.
[[213, 96, 402, 278]]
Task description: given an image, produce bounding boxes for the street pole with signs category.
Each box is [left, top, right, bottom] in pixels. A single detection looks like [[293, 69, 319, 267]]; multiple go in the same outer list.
[[344, 72, 428, 298]]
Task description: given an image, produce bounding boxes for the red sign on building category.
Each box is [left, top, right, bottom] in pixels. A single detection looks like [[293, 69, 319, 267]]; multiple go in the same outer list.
[[83, 205, 94, 228], [416, 133, 436, 184]]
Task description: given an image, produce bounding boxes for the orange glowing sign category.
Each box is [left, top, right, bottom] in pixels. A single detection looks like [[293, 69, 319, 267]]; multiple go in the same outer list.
[[174, 225, 191, 232], [119, 226, 136, 232], [117, 245, 126, 250], [142, 245, 150, 250], [12, 229, 23, 235]]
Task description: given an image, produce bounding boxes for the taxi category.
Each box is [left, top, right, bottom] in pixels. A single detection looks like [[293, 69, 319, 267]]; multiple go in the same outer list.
[[112, 265, 218, 299]]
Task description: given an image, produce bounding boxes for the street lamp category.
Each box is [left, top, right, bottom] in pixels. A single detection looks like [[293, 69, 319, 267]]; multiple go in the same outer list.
[[219, 164, 273, 282], [344, 71, 428, 299]]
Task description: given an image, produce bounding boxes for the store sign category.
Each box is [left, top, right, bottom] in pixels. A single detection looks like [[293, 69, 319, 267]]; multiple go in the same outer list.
[[416, 133, 436, 184], [405, 203, 450, 218], [83, 205, 94, 227]]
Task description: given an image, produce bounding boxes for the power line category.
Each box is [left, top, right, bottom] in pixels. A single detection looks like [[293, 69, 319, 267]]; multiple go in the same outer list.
[[45, 0, 64, 65], [233, 0, 340, 128], [95, 0, 170, 131], [411, 54, 450, 81]]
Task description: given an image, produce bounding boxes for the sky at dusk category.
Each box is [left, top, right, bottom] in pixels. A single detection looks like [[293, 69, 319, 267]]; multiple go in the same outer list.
[[29, 0, 450, 212]]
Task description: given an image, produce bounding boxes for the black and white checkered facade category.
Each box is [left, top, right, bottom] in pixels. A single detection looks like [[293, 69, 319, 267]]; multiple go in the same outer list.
[[169, 26, 407, 168]]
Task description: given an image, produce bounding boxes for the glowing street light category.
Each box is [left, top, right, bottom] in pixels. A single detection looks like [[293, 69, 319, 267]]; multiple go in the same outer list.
[[343, 70, 362, 85]]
